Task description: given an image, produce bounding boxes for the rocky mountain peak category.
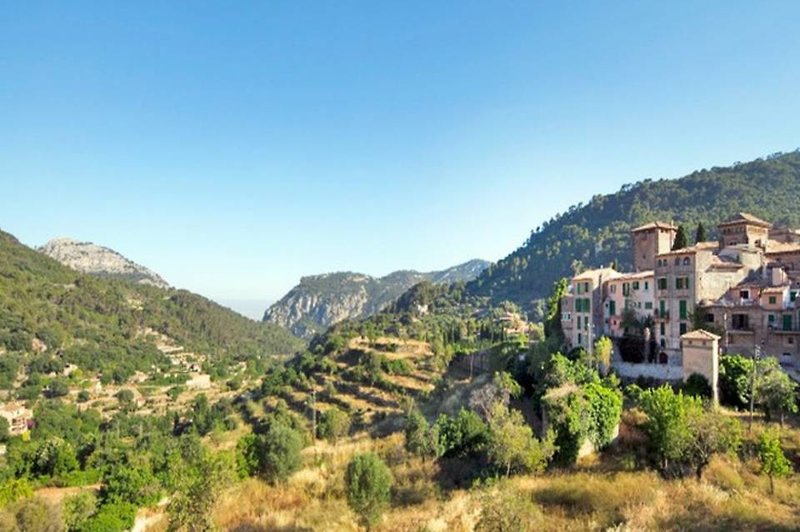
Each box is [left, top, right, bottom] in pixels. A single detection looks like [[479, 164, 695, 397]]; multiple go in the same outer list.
[[38, 238, 170, 289]]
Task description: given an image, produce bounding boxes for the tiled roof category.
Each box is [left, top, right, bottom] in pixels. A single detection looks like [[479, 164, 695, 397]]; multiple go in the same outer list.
[[632, 221, 678, 232], [718, 212, 772, 228], [681, 329, 721, 341], [612, 270, 654, 280], [572, 267, 620, 281], [656, 241, 719, 257]]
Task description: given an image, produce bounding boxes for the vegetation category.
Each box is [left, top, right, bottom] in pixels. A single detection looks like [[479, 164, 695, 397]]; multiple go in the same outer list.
[[345, 452, 393, 529]]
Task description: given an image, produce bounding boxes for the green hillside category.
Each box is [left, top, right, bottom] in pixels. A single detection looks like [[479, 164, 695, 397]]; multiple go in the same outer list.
[[0, 229, 303, 385], [467, 150, 800, 311]]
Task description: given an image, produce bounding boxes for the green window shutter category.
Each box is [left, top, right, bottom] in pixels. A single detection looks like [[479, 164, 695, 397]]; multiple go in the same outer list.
[[679, 300, 687, 320], [783, 314, 792, 331], [609, 301, 616, 316]]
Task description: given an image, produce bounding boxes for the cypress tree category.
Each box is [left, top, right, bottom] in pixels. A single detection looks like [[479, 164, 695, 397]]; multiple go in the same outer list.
[[672, 226, 688, 250], [695, 223, 707, 243]]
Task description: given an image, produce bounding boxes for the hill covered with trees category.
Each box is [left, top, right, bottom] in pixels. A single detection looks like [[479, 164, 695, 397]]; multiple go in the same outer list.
[[467, 150, 800, 311], [0, 229, 303, 385]]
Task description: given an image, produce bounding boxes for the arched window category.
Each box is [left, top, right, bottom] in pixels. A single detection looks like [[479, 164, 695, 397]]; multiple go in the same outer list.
[[683, 257, 690, 266]]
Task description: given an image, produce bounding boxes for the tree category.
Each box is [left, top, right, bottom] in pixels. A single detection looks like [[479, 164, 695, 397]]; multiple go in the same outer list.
[[695, 222, 707, 243], [435, 408, 489, 458], [592, 336, 613, 375], [46, 378, 69, 398], [259, 423, 303, 483], [758, 429, 792, 494], [672, 226, 688, 250], [637, 386, 694, 475], [756, 360, 798, 424], [167, 452, 233, 531], [404, 409, 439, 461], [345, 453, 393, 529], [115, 389, 135, 407], [544, 278, 568, 345], [684, 408, 741, 480], [0, 417, 9, 443], [62, 491, 98, 531], [583, 382, 622, 449], [487, 403, 554, 477], [101, 465, 160, 506], [317, 407, 351, 445]]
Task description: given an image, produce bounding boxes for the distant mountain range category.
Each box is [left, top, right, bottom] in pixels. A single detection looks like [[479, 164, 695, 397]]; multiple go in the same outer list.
[[38, 237, 170, 288], [466, 150, 800, 312], [263, 259, 490, 338]]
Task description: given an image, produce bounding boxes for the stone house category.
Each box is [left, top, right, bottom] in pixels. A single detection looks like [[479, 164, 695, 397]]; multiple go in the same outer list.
[[0, 402, 33, 436]]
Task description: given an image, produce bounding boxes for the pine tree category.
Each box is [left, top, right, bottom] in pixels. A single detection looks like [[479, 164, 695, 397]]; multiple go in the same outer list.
[[672, 226, 688, 250], [695, 223, 707, 243]]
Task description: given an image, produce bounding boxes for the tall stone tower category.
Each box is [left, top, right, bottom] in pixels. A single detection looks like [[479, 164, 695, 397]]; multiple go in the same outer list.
[[631, 222, 677, 272]]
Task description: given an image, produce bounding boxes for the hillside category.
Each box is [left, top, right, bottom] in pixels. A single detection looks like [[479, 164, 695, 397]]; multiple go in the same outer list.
[[264, 259, 490, 338], [38, 237, 170, 288], [0, 229, 303, 384], [467, 150, 800, 311]]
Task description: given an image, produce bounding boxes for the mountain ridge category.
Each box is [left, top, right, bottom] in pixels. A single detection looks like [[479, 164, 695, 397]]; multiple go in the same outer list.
[[263, 259, 490, 338]]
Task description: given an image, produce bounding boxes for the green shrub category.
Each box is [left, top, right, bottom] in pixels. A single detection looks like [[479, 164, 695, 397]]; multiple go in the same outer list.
[[317, 407, 351, 445], [345, 453, 393, 529]]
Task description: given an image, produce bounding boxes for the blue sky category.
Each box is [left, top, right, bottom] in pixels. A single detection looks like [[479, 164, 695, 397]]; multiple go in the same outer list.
[[2, 2, 799, 310]]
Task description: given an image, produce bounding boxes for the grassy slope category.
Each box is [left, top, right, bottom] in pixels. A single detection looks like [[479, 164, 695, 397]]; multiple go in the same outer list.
[[468, 150, 800, 311]]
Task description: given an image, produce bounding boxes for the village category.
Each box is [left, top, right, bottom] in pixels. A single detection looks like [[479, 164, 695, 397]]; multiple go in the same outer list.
[[561, 213, 800, 395]]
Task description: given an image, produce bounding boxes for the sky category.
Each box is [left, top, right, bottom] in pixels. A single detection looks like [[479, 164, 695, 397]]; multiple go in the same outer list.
[[2, 1, 800, 312]]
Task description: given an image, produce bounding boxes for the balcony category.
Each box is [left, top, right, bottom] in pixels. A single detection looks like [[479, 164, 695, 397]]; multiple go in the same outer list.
[[654, 310, 670, 320]]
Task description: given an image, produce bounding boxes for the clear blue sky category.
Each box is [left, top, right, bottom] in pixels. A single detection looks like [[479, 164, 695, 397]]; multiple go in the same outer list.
[[2, 2, 799, 308]]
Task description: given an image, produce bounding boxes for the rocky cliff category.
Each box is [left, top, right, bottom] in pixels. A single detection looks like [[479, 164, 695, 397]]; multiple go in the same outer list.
[[264, 259, 490, 338], [38, 237, 170, 289]]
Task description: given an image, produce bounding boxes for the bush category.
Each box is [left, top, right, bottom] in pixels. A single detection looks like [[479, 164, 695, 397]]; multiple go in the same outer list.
[[317, 407, 351, 445], [62, 491, 98, 531], [101, 466, 160, 506], [80, 502, 137, 532], [476, 485, 542, 531], [345, 453, 393, 529], [259, 423, 303, 483], [435, 409, 489, 458], [684, 373, 712, 398]]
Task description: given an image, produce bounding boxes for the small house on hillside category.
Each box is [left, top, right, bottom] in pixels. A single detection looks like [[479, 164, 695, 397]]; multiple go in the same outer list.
[[0, 402, 33, 436]]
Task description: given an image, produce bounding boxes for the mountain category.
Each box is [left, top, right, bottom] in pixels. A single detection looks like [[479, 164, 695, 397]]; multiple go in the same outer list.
[[0, 229, 303, 382], [263, 259, 490, 338], [466, 150, 800, 312], [38, 237, 170, 288]]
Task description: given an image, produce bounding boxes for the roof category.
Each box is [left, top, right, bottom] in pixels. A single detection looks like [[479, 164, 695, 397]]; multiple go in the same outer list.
[[632, 221, 678, 232], [718, 212, 773, 228], [765, 241, 800, 254], [611, 270, 654, 281], [681, 329, 721, 341], [656, 241, 719, 257], [762, 286, 789, 293], [572, 267, 620, 282]]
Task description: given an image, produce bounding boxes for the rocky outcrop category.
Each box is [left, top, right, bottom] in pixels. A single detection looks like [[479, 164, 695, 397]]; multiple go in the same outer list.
[[264, 260, 490, 338], [38, 238, 169, 289]]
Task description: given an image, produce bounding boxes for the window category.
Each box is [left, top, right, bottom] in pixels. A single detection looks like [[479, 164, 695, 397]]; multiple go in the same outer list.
[[633, 281, 640, 290], [576, 283, 582, 295], [578, 333, 582, 345], [789, 337, 795, 345], [623, 283, 630, 296], [676, 277, 690, 290], [645, 302, 653, 310], [583, 282, 589, 293], [791, 291, 797, 302], [657, 278, 667, 290], [659, 300, 666, 316], [660, 338, 666, 348], [660, 322, 665, 336], [740, 290, 750, 300], [769, 314, 775, 323], [769, 296, 777, 305], [610, 284, 617, 294], [674, 258, 680, 266], [679, 323, 688, 335], [644, 281, 649, 290], [783, 314, 792, 331], [683, 257, 691, 266], [732, 314, 749, 330], [608, 301, 616, 316], [679, 300, 688, 320]]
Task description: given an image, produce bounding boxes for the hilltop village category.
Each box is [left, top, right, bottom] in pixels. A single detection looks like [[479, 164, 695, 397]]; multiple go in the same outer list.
[[562, 213, 800, 390]]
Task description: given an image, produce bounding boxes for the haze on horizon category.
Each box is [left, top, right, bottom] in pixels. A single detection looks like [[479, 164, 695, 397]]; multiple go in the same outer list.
[[3, 1, 800, 310]]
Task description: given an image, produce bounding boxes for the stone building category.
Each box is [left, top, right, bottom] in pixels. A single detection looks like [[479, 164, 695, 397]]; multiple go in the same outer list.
[[681, 329, 720, 404], [0, 402, 33, 436], [632, 222, 677, 272], [562, 267, 619, 350]]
